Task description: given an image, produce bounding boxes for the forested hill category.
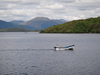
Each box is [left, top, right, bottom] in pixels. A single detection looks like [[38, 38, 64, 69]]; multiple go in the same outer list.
[[40, 17, 100, 33]]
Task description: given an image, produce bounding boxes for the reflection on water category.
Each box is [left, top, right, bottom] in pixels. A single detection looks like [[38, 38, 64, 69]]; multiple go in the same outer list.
[[0, 32, 100, 75]]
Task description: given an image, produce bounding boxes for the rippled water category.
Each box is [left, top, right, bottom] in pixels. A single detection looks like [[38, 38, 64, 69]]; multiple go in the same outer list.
[[0, 32, 100, 75]]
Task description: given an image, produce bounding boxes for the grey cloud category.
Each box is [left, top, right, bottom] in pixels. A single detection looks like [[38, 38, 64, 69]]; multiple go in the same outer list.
[[20, 2, 39, 5], [0, 0, 100, 21], [12, 14, 26, 17], [78, 3, 100, 11], [0, 0, 20, 4], [53, 0, 75, 3], [62, 1, 100, 11], [19, 0, 40, 5]]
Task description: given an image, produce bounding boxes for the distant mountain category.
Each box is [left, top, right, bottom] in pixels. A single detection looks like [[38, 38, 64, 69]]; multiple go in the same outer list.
[[11, 20, 24, 24], [21, 17, 67, 30], [59, 19, 67, 22], [0, 20, 18, 28], [0, 17, 67, 30], [0, 20, 33, 30], [40, 17, 100, 33]]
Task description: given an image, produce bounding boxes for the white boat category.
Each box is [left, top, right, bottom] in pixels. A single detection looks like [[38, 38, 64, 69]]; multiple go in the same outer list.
[[54, 45, 74, 51]]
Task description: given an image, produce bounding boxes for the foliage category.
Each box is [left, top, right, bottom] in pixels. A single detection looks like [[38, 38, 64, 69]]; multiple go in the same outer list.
[[40, 17, 100, 33]]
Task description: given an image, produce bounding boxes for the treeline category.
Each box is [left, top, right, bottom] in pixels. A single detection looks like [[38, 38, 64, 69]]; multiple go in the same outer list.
[[0, 28, 40, 32], [0, 28, 30, 32], [40, 17, 100, 33]]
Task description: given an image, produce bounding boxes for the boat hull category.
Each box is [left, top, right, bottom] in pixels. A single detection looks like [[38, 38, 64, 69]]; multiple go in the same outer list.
[[54, 45, 74, 51], [54, 47, 74, 51]]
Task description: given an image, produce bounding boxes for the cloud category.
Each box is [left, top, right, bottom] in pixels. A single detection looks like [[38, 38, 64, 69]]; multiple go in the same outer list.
[[45, 3, 63, 9], [0, 0, 100, 21]]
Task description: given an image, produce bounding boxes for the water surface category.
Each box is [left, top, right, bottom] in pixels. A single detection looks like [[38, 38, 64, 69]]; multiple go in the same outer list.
[[0, 32, 100, 75]]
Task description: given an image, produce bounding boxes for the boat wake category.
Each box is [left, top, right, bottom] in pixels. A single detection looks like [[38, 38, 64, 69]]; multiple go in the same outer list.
[[0, 49, 54, 51]]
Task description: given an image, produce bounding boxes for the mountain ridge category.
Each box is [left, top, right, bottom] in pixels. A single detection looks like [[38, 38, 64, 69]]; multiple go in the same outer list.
[[0, 17, 67, 30], [11, 20, 24, 24], [0, 20, 33, 30], [20, 17, 67, 30]]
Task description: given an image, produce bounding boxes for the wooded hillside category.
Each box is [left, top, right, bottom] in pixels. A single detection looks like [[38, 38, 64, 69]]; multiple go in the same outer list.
[[40, 17, 100, 33]]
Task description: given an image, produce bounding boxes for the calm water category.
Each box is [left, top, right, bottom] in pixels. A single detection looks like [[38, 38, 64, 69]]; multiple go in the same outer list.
[[0, 32, 100, 75]]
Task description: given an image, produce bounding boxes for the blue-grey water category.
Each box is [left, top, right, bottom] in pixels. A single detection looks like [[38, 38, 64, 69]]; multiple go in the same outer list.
[[0, 32, 100, 75]]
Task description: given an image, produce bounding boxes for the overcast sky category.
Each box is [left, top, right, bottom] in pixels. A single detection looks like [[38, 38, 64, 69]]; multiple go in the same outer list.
[[0, 0, 100, 21]]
